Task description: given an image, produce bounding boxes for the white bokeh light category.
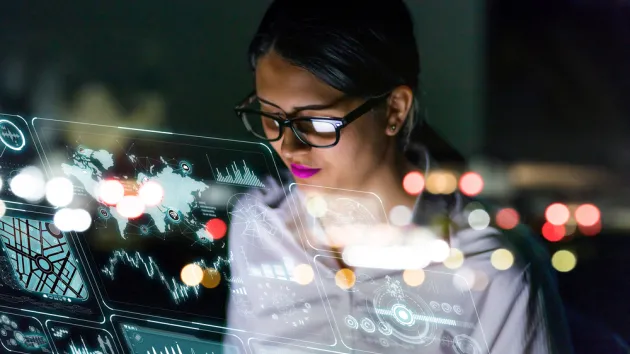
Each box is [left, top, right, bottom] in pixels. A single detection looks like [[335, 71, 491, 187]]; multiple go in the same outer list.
[[453, 267, 476, 292], [72, 209, 92, 232], [97, 180, 125, 205], [0, 176, 3, 191], [468, 209, 491, 230], [389, 205, 412, 227], [429, 239, 451, 263], [45, 177, 74, 207], [54, 208, 75, 232], [343, 245, 430, 270], [138, 181, 164, 206], [10, 166, 46, 201], [116, 195, 145, 219]]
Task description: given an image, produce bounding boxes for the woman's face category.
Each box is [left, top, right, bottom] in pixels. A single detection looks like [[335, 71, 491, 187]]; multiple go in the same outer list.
[[254, 50, 399, 191]]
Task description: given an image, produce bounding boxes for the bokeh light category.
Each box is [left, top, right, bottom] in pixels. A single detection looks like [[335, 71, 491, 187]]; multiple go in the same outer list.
[[205, 218, 227, 240], [10, 166, 46, 202], [402, 171, 425, 195], [542, 222, 565, 242], [459, 172, 484, 196], [575, 204, 600, 227], [201, 268, 221, 289], [551, 250, 577, 272], [564, 219, 578, 236], [180, 263, 203, 286], [116, 195, 145, 219], [73, 209, 92, 232], [453, 267, 475, 292], [545, 203, 570, 226], [305, 195, 328, 217], [293, 264, 315, 285], [426, 171, 458, 195], [403, 269, 426, 287], [45, 177, 74, 207], [389, 205, 412, 227], [468, 209, 490, 230], [53, 208, 92, 232], [495, 208, 519, 230], [443, 248, 465, 269], [98, 180, 125, 205], [491, 249, 514, 270], [335, 268, 356, 290], [471, 270, 489, 291], [53, 208, 75, 232], [579, 221, 602, 236], [0, 176, 3, 191], [0, 200, 6, 218], [429, 239, 451, 262], [138, 181, 164, 206]]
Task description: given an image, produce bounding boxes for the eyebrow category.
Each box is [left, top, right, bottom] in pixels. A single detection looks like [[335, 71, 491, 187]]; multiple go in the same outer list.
[[257, 96, 342, 113]]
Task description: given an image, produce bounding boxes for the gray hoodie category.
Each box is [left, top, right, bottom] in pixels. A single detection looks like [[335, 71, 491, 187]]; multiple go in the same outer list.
[[224, 163, 573, 354]]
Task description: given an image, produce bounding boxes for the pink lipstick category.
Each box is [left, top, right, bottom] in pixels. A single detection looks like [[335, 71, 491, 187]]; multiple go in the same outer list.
[[290, 163, 321, 179]]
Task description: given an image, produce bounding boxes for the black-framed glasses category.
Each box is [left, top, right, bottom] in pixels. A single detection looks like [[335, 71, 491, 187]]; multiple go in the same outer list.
[[233, 91, 390, 148]]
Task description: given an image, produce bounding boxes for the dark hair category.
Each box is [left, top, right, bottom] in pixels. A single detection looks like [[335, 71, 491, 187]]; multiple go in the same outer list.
[[248, 0, 421, 99]]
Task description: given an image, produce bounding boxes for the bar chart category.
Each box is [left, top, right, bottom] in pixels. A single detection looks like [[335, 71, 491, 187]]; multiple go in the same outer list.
[[210, 159, 266, 188]]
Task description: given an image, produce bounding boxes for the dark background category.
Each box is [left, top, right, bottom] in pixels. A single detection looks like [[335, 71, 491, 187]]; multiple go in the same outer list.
[[0, 0, 629, 346]]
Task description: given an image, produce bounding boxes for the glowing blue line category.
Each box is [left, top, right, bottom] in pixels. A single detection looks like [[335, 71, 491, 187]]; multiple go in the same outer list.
[[116, 126, 173, 135]]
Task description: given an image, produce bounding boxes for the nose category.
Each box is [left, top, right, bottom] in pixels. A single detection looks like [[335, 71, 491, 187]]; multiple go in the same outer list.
[[280, 126, 310, 159]]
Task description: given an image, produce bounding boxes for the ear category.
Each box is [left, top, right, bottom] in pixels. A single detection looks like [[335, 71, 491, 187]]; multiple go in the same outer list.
[[384, 85, 414, 136]]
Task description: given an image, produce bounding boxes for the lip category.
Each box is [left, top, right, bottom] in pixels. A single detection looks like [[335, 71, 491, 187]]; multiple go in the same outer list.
[[290, 163, 321, 179]]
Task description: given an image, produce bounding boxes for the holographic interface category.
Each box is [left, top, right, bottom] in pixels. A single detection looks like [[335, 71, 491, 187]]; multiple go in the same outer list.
[[0, 114, 491, 353]]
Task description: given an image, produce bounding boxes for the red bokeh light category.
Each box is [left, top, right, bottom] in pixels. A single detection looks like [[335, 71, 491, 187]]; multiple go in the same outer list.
[[542, 222, 565, 242], [205, 218, 227, 240], [496, 208, 520, 230], [403, 171, 425, 196], [579, 221, 602, 236], [545, 203, 570, 226], [575, 204, 600, 227], [459, 172, 484, 197]]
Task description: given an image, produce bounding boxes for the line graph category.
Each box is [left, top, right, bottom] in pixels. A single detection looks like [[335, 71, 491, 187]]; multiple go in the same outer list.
[[68, 334, 116, 354], [121, 323, 237, 354], [100, 250, 207, 304]]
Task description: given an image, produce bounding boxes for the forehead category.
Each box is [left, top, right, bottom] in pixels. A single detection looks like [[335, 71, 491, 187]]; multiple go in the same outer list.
[[254, 50, 343, 106]]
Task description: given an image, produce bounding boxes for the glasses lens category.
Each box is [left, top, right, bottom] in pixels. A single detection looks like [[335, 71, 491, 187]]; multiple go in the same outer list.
[[238, 96, 282, 141], [240, 110, 282, 140], [293, 118, 338, 147]]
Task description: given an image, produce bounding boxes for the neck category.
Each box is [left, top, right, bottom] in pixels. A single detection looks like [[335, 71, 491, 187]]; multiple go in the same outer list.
[[356, 146, 419, 216]]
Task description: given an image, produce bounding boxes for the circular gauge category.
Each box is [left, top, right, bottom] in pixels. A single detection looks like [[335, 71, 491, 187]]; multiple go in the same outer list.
[[452, 334, 483, 354], [371, 276, 437, 346]]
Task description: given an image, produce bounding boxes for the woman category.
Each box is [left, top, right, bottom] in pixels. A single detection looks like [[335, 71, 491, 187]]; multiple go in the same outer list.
[[225, 1, 573, 353]]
